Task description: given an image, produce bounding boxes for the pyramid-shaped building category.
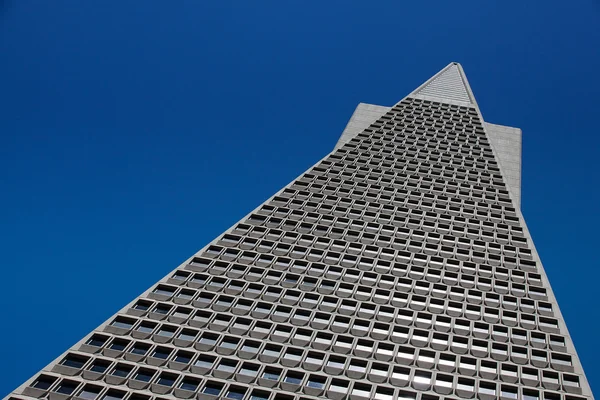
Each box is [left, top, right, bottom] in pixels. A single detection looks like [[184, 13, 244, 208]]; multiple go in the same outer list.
[[6, 63, 594, 400]]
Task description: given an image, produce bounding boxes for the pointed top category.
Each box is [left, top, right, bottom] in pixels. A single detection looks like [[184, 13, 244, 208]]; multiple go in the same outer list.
[[410, 62, 477, 107]]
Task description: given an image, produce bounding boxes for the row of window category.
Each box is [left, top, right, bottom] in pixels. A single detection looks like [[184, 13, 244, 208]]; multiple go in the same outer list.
[[339, 139, 505, 184], [60, 346, 582, 393], [346, 127, 496, 159], [206, 234, 533, 274], [275, 187, 523, 242], [219, 231, 532, 271], [44, 350, 585, 400], [130, 298, 565, 351], [320, 152, 501, 181], [106, 311, 572, 373], [246, 211, 527, 257], [232, 222, 529, 264], [327, 145, 504, 184], [26, 373, 276, 400], [305, 155, 508, 197], [32, 348, 585, 400], [77, 332, 576, 389], [183, 254, 540, 294], [298, 162, 508, 200], [252, 208, 527, 255], [267, 194, 523, 239], [320, 155, 508, 196], [196, 248, 546, 301], [288, 180, 515, 223], [145, 283, 560, 334], [203, 245, 532, 287], [172, 262, 550, 316]]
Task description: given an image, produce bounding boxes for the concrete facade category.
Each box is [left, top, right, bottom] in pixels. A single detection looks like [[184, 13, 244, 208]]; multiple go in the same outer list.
[[5, 63, 593, 400]]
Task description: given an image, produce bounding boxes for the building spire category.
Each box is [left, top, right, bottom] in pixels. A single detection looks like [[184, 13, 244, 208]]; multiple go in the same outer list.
[[410, 62, 477, 107]]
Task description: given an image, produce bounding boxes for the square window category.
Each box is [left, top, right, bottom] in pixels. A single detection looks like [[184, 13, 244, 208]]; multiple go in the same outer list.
[[111, 364, 133, 377], [109, 339, 129, 351], [61, 354, 88, 369], [226, 387, 246, 400], [103, 390, 125, 400], [217, 359, 238, 373], [179, 378, 200, 391], [153, 304, 172, 315], [249, 390, 270, 400], [111, 317, 135, 329], [203, 382, 223, 396], [130, 343, 150, 355], [285, 371, 304, 385], [89, 360, 111, 373], [86, 335, 108, 347], [178, 329, 198, 341], [239, 363, 259, 377], [151, 347, 172, 359], [174, 351, 193, 364], [133, 301, 152, 311], [78, 385, 102, 400], [55, 380, 78, 395], [133, 369, 155, 382], [157, 373, 177, 387], [262, 368, 281, 381], [194, 355, 215, 369]]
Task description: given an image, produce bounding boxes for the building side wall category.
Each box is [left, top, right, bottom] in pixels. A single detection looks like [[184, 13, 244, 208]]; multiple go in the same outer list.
[[335, 103, 391, 149], [485, 122, 522, 208]]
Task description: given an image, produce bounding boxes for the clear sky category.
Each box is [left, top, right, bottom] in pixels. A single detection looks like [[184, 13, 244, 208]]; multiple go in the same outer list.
[[1, 1, 599, 396]]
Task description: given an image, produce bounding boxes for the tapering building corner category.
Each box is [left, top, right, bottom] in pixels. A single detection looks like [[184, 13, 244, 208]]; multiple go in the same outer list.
[[6, 63, 593, 400]]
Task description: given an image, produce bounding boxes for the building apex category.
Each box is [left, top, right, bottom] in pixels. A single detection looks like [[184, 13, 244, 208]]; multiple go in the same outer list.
[[409, 62, 478, 107]]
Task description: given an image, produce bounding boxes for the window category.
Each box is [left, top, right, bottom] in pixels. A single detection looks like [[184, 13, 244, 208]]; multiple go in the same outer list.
[[352, 383, 372, 398], [109, 339, 129, 351], [111, 364, 133, 377], [202, 382, 223, 396], [55, 380, 79, 395], [153, 304, 172, 315], [136, 322, 156, 333], [239, 363, 259, 377], [217, 359, 238, 373], [178, 329, 198, 341], [156, 373, 177, 387], [89, 359, 111, 373], [179, 377, 200, 391], [157, 325, 177, 337], [262, 367, 281, 381], [133, 300, 152, 311], [285, 371, 304, 385], [219, 336, 240, 350], [130, 343, 150, 355], [78, 385, 102, 400], [60, 354, 89, 369], [262, 344, 281, 358], [103, 390, 125, 400], [249, 390, 270, 400], [110, 317, 135, 329], [198, 333, 219, 346], [241, 340, 261, 354], [86, 335, 108, 347], [307, 375, 326, 389], [151, 347, 172, 359], [153, 285, 175, 296], [194, 355, 215, 369], [133, 369, 155, 382], [174, 351, 193, 364], [225, 387, 246, 400]]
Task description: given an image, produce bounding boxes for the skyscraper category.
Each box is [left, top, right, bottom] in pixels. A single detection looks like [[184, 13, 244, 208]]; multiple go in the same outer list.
[[6, 63, 594, 400]]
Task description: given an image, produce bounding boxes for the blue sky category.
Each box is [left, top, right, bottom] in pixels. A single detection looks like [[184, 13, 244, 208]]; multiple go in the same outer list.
[[1, 0, 599, 396]]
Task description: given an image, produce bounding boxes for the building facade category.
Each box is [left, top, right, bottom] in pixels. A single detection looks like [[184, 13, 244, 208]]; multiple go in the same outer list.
[[5, 63, 594, 400]]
